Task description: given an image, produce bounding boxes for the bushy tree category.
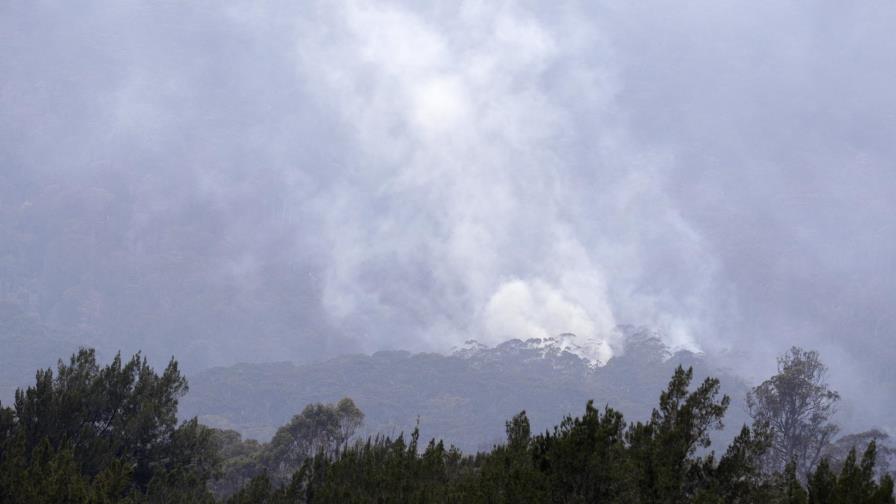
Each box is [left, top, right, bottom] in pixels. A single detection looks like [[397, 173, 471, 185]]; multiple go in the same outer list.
[[214, 397, 366, 493], [700, 424, 773, 502], [266, 398, 363, 480], [530, 401, 628, 502], [626, 366, 731, 503], [0, 348, 218, 502], [465, 411, 546, 502], [209, 429, 265, 498], [808, 458, 837, 503]]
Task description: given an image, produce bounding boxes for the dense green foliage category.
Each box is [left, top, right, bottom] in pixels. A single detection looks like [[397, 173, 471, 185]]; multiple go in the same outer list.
[[1, 348, 893, 503], [0, 349, 218, 502]]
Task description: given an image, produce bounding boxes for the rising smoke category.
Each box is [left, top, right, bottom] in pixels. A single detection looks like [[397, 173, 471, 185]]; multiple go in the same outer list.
[[2, 0, 895, 430]]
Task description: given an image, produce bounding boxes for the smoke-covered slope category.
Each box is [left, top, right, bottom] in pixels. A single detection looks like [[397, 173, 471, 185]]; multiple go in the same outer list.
[[180, 329, 750, 452]]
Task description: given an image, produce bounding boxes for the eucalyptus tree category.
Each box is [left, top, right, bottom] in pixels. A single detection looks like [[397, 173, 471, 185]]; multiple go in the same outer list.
[[747, 347, 840, 477]]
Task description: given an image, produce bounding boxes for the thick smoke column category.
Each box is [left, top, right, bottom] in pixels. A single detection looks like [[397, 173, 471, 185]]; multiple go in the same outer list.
[[294, 1, 718, 360]]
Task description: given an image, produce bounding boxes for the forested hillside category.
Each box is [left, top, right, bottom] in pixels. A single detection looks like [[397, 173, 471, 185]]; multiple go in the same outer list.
[[180, 329, 750, 452]]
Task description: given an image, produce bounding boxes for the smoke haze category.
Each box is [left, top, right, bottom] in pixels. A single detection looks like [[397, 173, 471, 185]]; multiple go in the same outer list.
[[2, 1, 895, 430]]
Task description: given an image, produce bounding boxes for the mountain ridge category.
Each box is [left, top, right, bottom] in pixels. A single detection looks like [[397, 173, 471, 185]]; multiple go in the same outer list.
[[180, 328, 750, 452]]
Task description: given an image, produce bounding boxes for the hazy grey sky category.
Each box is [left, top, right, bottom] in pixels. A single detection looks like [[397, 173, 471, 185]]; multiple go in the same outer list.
[[2, 1, 895, 427]]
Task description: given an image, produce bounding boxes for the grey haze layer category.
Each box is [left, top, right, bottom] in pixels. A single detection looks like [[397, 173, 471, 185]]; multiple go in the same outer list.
[[1, 1, 894, 431]]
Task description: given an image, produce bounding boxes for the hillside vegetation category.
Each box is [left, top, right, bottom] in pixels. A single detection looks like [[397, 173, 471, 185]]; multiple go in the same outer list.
[[2, 346, 893, 502]]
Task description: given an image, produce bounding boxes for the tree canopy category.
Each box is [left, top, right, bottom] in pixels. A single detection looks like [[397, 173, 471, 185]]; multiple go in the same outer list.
[[1, 347, 892, 503], [0, 348, 218, 502]]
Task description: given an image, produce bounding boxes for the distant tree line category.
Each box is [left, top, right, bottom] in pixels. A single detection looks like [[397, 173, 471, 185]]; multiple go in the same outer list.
[[0, 347, 892, 503]]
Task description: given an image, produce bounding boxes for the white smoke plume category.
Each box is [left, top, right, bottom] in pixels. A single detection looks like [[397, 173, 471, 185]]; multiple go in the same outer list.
[[290, 0, 715, 358]]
